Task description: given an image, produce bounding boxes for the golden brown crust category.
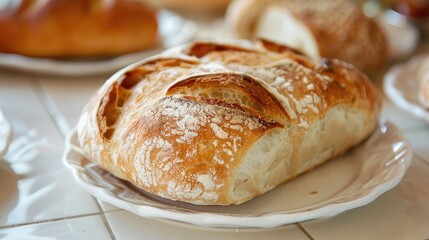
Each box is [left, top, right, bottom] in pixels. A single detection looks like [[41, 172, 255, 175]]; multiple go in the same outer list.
[[0, 0, 158, 57], [166, 73, 289, 124], [78, 40, 382, 205], [119, 97, 278, 204]]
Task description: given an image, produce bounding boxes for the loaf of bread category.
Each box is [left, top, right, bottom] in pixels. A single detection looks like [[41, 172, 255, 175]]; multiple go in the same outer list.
[[226, 0, 388, 75], [418, 57, 429, 109], [0, 0, 158, 58], [77, 40, 382, 205]]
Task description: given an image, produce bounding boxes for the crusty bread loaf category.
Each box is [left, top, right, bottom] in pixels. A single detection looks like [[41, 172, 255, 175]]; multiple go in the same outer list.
[[418, 57, 429, 109], [0, 0, 158, 58], [226, 0, 388, 75], [77, 40, 382, 205]]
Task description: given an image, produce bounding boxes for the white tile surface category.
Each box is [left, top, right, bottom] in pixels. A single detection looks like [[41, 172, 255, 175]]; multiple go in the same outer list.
[[0, 74, 99, 226], [0, 215, 111, 240], [0, 163, 99, 226], [406, 129, 429, 160], [300, 155, 429, 240], [37, 75, 107, 133], [37, 76, 121, 212], [105, 210, 309, 240]]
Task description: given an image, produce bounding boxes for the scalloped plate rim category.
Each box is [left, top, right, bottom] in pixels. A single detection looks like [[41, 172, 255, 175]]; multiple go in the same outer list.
[[63, 121, 412, 228]]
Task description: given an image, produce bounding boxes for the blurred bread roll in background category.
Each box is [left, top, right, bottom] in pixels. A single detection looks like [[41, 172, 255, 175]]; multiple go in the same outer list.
[[153, 0, 231, 15], [0, 0, 158, 58], [226, 0, 388, 75]]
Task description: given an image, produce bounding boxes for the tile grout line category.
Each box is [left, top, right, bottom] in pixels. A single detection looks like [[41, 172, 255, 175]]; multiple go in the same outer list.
[[0, 208, 123, 231], [32, 79, 117, 240], [0, 213, 101, 230], [32, 80, 71, 137], [94, 199, 117, 240], [295, 223, 316, 240]]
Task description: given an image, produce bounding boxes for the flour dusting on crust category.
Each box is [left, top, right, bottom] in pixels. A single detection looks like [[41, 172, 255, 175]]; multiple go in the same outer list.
[[77, 39, 380, 205]]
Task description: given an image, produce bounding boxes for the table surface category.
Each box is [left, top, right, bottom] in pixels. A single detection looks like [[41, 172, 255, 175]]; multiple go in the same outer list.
[[0, 20, 429, 240]]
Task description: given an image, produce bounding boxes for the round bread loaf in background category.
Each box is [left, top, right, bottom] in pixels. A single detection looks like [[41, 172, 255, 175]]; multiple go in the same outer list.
[[77, 39, 382, 206], [226, 0, 388, 75], [154, 0, 231, 15], [0, 0, 158, 58]]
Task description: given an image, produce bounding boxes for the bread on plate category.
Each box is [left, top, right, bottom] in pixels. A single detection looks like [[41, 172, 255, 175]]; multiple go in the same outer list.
[[77, 40, 382, 205], [0, 0, 158, 58]]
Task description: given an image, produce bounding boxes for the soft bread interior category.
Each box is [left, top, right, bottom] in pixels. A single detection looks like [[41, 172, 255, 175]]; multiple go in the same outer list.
[[229, 128, 292, 203], [228, 104, 373, 204], [295, 105, 372, 174], [255, 5, 320, 62]]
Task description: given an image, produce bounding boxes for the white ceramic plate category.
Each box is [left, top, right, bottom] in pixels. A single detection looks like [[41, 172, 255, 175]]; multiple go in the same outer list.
[[0, 110, 12, 160], [64, 120, 412, 228], [0, 11, 197, 76], [384, 55, 429, 123]]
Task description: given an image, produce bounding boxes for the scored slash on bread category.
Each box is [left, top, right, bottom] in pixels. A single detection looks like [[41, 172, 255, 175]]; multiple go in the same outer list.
[[226, 0, 388, 75], [78, 40, 382, 205]]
